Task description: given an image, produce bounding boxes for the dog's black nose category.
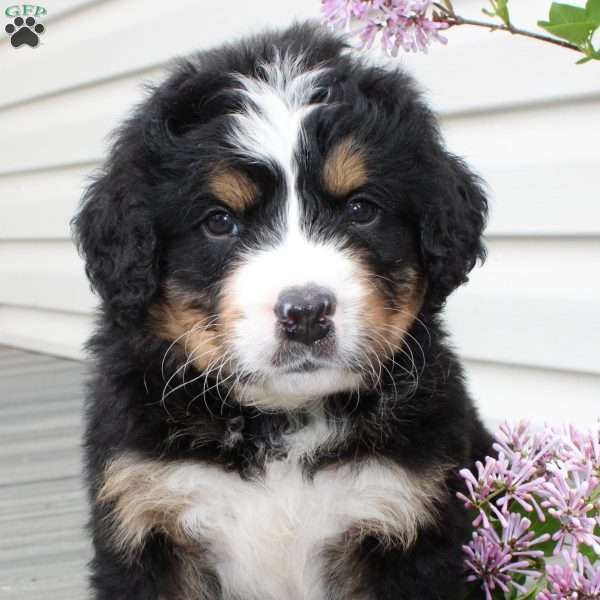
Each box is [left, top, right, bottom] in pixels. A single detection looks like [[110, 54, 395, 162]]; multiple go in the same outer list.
[[275, 285, 336, 345]]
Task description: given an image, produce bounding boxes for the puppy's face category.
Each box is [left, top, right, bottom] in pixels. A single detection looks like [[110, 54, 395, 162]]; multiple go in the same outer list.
[[75, 29, 486, 411], [149, 62, 426, 409]]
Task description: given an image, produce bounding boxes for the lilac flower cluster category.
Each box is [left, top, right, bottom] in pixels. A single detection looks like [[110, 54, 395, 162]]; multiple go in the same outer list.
[[463, 514, 548, 599], [458, 421, 600, 599], [321, 0, 448, 55], [539, 552, 600, 600]]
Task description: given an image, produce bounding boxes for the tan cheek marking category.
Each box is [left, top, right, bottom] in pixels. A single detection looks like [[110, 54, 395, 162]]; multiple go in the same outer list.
[[323, 138, 368, 197], [386, 276, 425, 349], [356, 261, 425, 357], [216, 274, 243, 344], [209, 167, 257, 212], [148, 285, 223, 371]]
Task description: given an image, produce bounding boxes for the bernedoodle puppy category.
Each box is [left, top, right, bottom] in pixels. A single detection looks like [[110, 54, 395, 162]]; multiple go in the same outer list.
[[73, 22, 492, 600]]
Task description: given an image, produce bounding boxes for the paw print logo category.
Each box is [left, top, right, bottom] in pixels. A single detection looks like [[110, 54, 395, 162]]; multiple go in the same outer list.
[[5, 16, 45, 48]]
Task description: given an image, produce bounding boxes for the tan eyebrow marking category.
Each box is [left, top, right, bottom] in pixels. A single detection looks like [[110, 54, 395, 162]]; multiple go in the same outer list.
[[323, 138, 368, 197], [209, 167, 258, 212]]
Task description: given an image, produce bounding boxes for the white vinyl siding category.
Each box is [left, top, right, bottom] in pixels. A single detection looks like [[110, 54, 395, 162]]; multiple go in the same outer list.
[[1, 0, 598, 426]]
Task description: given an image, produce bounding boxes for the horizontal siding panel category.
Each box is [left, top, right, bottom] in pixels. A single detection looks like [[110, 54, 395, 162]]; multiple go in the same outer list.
[[0, 71, 154, 175], [0, 68, 158, 139], [0, 241, 95, 313], [465, 359, 600, 428], [0, 306, 93, 359], [442, 100, 599, 169], [484, 160, 600, 236], [447, 238, 600, 374], [43, 0, 101, 21], [0, 0, 318, 110], [2, 1, 599, 115], [0, 165, 93, 239], [1, 112, 115, 176], [400, 32, 600, 116]]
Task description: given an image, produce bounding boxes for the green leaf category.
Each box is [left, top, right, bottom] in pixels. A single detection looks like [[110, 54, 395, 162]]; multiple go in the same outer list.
[[576, 43, 600, 63], [586, 0, 600, 24], [549, 2, 589, 22], [538, 2, 600, 45], [576, 523, 600, 560], [538, 19, 597, 45], [515, 587, 539, 600], [578, 543, 599, 562], [482, 0, 511, 26], [464, 581, 484, 600], [495, 0, 511, 25], [515, 577, 546, 600], [530, 513, 561, 557]]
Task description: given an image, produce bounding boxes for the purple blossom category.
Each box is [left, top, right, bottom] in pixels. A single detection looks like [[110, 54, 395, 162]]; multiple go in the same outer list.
[[321, 0, 448, 55], [492, 451, 548, 521], [457, 450, 548, 526], [493, 420, 555, 468], [459, 421, 600, 597], [540, 462, 600, 557], [457, 457, 499, 528], [500, 513, 550, 558], [538, 553, 600, 599], [463, 519, 544, 600], [321, 0, 359, 28], [555, 423, 600, 475]]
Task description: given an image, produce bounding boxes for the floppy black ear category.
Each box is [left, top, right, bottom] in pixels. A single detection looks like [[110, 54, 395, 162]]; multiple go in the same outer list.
[[72, 62, 220, 327], [420, 154, 488, 309], [73, 163, 158, 327]]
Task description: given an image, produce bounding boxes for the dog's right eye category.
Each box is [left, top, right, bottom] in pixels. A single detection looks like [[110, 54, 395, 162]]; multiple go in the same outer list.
[[203, 211, 239, 237], [346, 199, 379, 225]]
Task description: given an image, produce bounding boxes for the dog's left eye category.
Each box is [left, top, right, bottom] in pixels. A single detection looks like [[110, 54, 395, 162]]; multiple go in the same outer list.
[[203, 211, 239, 237], [346, 199, 379, 225]]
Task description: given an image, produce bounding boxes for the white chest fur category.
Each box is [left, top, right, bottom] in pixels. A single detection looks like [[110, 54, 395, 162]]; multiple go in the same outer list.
[[101, 422, 445, 600]]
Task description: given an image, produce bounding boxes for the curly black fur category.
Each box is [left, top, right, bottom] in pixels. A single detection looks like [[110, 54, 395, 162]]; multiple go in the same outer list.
[[73, 22, 492, 600]]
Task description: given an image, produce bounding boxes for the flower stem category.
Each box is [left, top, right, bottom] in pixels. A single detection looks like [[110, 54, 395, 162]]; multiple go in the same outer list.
[[432, 4, 581, 53]]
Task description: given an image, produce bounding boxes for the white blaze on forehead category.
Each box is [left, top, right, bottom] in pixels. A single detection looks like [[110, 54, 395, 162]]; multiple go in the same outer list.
[[225, 56, 367, 407], [227, 56, 340, 273], [229, 55, 327, 239], [229, 54, 326, 175]]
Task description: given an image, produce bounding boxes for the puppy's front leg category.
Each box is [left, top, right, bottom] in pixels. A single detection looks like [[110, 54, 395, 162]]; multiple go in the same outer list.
[[89, 538, 162, 600], [327, 517, 470, 600], [364, 531, 467, 600]]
